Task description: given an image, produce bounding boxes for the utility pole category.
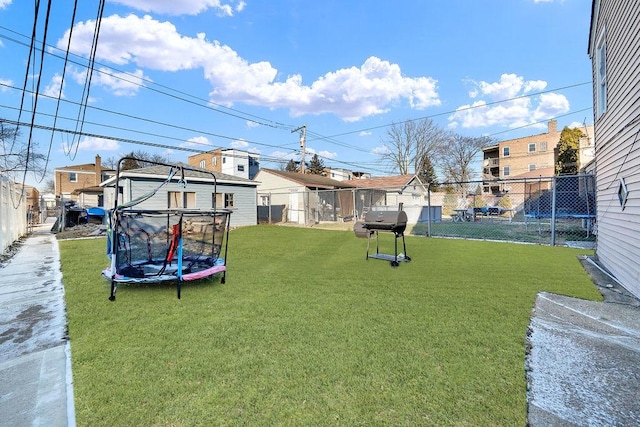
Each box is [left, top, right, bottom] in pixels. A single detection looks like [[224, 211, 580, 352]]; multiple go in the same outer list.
[[292, 124, 306, 174]]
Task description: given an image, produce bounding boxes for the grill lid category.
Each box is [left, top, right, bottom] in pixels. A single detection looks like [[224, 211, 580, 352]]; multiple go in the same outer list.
[[362, 209, 407, 231]]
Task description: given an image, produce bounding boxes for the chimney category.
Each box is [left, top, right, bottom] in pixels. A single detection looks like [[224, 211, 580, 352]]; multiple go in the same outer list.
[[548, 120, 557, 134], [95, 155, 102, 185]]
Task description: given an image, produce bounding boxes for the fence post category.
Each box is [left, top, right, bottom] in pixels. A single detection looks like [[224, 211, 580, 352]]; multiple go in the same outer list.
[[0, 178, 6, 252], [315, 188, 319, 224], [426, 184, 432, 237], [268, 192, 272, 224], [551, 176, 557, 246], [352, 189, 357, 221]]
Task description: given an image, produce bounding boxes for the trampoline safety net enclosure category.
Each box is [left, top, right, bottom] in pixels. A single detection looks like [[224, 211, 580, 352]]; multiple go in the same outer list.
[[102, 157, 232, 301]]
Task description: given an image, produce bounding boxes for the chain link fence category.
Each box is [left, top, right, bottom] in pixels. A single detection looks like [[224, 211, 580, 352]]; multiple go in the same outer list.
[[257, 174, 596, 247], [418, 174, 596, 246]]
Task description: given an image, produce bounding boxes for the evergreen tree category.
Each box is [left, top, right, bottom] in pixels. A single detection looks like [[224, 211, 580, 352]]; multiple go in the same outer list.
[[121, 156, 141, 170], [120, 150, 169, 170], [307, 154, 325, 175], [555, 127, 584, 175], [417, 153, 437, 184], [285, 159, 297, 172]]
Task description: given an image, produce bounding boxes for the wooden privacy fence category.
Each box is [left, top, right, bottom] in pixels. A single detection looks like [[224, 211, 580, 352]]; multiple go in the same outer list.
[[0, 177, 27, 253]]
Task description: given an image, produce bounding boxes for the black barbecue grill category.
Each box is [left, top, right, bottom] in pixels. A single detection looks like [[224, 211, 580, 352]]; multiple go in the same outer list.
[[354, 204, 411, 267]]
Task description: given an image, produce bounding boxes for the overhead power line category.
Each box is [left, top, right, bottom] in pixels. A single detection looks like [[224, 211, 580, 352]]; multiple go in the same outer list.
[[0, 117, 293, 165], [0, 24, 295, 131]]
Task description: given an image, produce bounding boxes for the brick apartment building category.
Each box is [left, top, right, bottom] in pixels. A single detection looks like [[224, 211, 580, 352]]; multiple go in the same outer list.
[[16, 184, 40, 223], [54, 154, 114, 205], [188, 149, 260, 180], [482, 120, 594, 194]]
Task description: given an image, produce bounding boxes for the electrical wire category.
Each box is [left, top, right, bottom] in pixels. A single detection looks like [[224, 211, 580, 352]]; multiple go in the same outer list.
[[66, 0, 105, 160], [0, 24, 296, 131], [0, 118, 295, 165], [37, 0, 79, 183]]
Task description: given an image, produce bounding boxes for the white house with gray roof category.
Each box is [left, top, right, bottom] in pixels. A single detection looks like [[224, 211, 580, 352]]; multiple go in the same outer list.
[[101, 163, 258, 227]]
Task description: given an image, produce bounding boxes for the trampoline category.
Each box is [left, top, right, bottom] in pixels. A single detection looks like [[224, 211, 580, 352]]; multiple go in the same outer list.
[[102, 157, 231, 300]]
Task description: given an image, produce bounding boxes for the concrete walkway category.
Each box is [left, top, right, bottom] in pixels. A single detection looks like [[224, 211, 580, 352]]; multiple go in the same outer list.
[[0, 223, 75, 427], [527, 281, 640, 425]]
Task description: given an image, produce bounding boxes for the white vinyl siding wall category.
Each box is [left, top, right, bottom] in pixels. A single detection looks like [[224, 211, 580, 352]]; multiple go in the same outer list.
[[591, 0, 640, 297], [104, 178, 257, 227], [253, 170, 309, 225]]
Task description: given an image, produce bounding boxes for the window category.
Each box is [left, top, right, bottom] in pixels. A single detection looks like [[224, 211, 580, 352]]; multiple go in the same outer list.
[[222, 157, 226, 164], [200, 160, 206, 168], [502, 146, 510, 157], [213, 193, 233, 208], [69, 172, 77, 182], [237, 165, 245, 172], [596, 29, 607, 118], [168, 191, 196, 208], [529, 164, 536, 172], [618, 178, 628, 210], [503, 166, 510, 177], [540, 142, 547, 152], [260, 195, 269, 206], [224, 193, 234, 208], [213, 193, 222, 208], [212, 157, 217, 166], [528, 143, 536, 153]]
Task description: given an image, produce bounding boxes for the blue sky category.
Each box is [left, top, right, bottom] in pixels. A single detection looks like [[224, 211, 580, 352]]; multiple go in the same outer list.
[[0, 0, 594, 189]]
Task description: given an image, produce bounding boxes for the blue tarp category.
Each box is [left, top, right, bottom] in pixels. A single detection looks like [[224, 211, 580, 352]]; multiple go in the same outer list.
[[86, 207, 106, 217]]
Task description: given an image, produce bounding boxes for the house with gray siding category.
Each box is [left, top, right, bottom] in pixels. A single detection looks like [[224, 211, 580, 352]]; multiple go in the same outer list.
[[101, 164, 257, 227], [589, 0, 640, 297]]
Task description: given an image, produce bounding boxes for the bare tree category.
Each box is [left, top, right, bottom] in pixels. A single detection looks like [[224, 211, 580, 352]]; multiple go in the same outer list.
[[103, 155, 118, 170], [118, 150, 170, 170], [41, 178, 55, 193], [437, 134, 492, 194], [379, 118, 449, 176], [0, 123, 46, 177]]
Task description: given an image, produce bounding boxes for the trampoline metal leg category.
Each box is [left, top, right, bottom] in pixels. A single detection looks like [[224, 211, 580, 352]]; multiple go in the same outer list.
[[109, 281, 117, 301]]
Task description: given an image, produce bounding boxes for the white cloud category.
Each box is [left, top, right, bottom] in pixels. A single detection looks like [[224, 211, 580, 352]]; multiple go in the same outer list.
[[43, 74, 65, 98], [304, 147, 338, 160], [372, 145, 391, 155], [0, 78, 13, 92], [94, 68, 148, 96], [317, 150, 337, 160], [359, 131, 372, 136], [58, 14, 440, 122], [448, 73, 569, 129], [230, 139, 248, 149], [567, 121, 584, 129], [532, 92, 569, 121], [0, 0, 12, 10], [269, 150, 297, 161], [108, 0, 241, 16], [68, 66, 148, 96], [183, 136, 213, 148], [63, 136, 120, 152], [246, 120, 259, 128]]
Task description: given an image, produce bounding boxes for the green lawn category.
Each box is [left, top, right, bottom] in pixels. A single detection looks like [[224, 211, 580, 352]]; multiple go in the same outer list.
[[60, 226, 601, 426]]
